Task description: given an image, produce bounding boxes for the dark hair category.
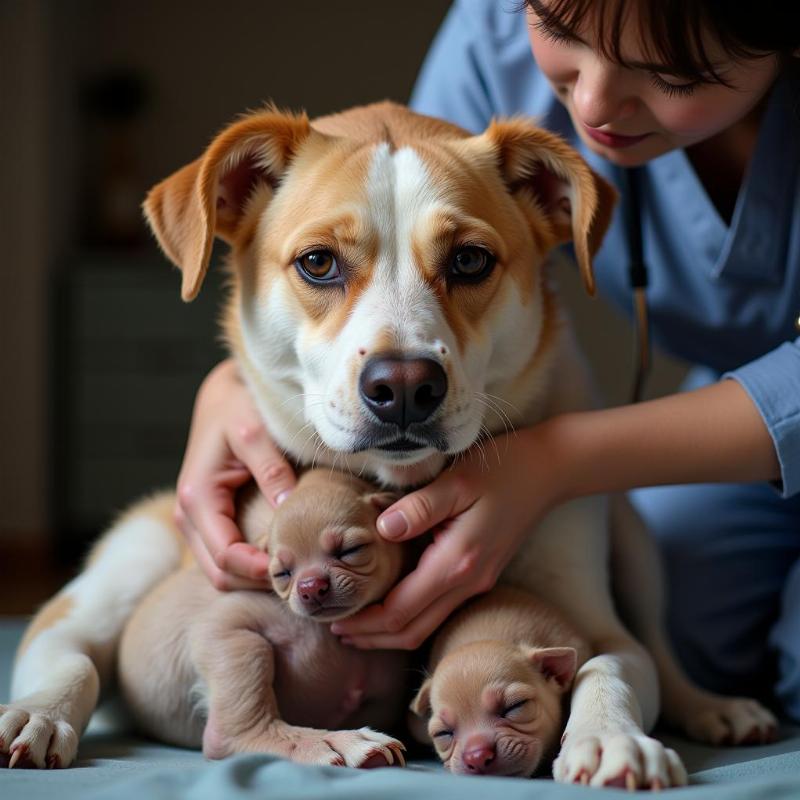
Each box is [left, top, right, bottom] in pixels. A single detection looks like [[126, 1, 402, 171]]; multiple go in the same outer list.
[[523, 0, 800, 86]]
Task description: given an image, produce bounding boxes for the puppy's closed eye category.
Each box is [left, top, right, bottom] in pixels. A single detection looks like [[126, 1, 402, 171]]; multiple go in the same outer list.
[[337, 543, 369, 564], [501, 699, 529, 719]]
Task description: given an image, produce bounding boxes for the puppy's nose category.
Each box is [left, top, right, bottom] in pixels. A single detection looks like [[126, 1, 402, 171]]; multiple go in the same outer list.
[[359, 357, 447, 427], [463, 744, 496, 773], [297, 575, 329, 602]]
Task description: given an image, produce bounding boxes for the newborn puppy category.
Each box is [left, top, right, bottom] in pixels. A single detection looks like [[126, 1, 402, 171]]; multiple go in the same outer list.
[[411, 587, 590, 778], [241, 469, 403, 621], [117, 469, 409, 768]]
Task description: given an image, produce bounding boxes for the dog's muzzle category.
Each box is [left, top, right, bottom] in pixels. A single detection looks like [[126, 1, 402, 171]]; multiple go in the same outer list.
[[358, 356, 447, 452]]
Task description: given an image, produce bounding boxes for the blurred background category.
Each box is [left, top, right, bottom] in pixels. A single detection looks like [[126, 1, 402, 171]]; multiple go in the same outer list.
[[0, 0, 684, 616]]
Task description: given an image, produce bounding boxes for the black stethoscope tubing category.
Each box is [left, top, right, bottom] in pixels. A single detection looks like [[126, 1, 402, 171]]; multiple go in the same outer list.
[[624, 166, 651, 403]]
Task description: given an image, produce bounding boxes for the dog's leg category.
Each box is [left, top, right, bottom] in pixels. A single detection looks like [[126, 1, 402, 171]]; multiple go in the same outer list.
[[610, 494, 779, 745], [554, 629, 687, 789], [1, 494, 184, 768], [519, 498, 685, 789], [190, 598, 406, 768]]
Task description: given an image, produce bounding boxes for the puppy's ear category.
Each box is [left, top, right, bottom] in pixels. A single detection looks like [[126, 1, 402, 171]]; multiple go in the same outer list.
[[525, 646, 578, 693], [366, 492, 401, 513], [409, 677, 433, 718], [477, 118, 617, 296], [143, 107, 315, 301]]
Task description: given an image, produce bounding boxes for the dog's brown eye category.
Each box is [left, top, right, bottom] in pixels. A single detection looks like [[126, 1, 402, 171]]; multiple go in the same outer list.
[[296, 250, 340, 283], [449, 246, 495, 282]]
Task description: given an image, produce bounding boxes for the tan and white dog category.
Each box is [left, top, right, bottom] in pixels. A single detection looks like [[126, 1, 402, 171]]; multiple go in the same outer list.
[[3, 102, 776, 784]]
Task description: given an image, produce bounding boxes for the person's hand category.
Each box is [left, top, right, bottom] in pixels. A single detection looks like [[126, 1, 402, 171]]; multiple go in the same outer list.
[[175, 359, 297, 590], [330, 424, 561, 649]]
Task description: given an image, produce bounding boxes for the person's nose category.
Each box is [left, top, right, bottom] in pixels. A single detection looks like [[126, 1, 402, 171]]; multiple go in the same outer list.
[[571, 61, 637, 129]]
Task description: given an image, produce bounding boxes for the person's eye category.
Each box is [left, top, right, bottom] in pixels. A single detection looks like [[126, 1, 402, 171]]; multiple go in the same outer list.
[[532, 17, 577, 47], [649, 73, 700, 98]]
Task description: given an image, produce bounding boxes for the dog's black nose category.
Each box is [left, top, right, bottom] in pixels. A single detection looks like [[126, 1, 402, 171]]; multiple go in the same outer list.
[[359, 357, 447, 427]]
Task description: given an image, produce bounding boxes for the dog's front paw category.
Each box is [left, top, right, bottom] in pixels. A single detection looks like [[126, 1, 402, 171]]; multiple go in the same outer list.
[[0, 703, 79, 769], [675, 694, 778, 746], [554, 731, 687, 790], [322, 727, 406, 769]]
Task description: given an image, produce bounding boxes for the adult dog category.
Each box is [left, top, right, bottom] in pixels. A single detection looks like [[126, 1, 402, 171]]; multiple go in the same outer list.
[[3, 102, 774, 785]]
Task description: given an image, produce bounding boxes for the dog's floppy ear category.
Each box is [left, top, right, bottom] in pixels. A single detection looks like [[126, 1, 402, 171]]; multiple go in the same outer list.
[[480, 118, 617, 296], [409, 677, 433, 717], [143, 107, 313, 301], [524, 646, 578, 693]]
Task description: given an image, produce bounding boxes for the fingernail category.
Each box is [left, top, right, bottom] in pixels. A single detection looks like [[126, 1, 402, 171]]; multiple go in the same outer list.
[[378, 510, 408, 539], [330, 622, 343, 634], [274, 489, 291, 506]]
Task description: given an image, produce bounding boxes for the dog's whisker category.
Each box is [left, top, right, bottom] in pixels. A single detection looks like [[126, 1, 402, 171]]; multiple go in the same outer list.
[[475, 392, 517, 437], [276, 391, 325, 411]]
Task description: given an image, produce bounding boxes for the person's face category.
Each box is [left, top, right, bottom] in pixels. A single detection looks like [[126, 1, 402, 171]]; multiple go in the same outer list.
[[526, 1, 781, 166]]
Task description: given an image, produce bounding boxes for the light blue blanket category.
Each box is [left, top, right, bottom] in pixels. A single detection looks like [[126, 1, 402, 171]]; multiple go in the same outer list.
[[2, 620, 799, 799]]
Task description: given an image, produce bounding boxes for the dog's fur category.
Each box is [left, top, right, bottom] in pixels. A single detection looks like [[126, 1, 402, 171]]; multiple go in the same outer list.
[[116, 469, 407, 767], [4, 102, 776, 783]]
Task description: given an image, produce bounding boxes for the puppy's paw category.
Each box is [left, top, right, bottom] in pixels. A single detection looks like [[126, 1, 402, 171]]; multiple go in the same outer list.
[[554, 731, 687, 790], [323, 727, 406, 769], [0, 703, 78, 769], [676, 694, 778, 746]]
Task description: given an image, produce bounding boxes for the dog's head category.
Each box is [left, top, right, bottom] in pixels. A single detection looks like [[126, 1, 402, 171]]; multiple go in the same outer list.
[[410, 641, 577, 777], [144, 102, 615, 487], [240, 470, 403, 621]]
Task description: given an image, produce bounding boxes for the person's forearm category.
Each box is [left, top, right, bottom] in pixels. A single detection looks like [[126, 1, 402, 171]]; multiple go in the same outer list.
[[542, 379, 781, 502]]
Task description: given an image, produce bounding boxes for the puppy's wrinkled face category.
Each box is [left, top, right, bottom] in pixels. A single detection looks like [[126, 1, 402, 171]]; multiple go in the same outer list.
[[257, 481, 402, 622], [413, 642, 577, 778]]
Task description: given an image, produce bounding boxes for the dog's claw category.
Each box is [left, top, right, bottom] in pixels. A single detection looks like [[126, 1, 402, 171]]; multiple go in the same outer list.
[[625, 770, 637, 792], [8, 746, 25, 769]]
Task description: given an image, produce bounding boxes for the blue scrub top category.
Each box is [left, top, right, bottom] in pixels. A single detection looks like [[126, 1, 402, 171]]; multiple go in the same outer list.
[[411, 0, 800, 497]]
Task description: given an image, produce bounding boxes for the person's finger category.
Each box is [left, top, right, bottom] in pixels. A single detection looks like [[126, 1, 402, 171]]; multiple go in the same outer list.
[[177, 484, 270, 584], [197, 506, 270, 578], [375, 472, 478, 542], [181, 518, 269, 591], [339, 583, 474, 651], [228, 421, 297, 508]]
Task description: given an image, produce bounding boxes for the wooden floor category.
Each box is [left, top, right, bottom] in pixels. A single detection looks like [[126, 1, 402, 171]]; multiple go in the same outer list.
[[0, 541, 74, 617]]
